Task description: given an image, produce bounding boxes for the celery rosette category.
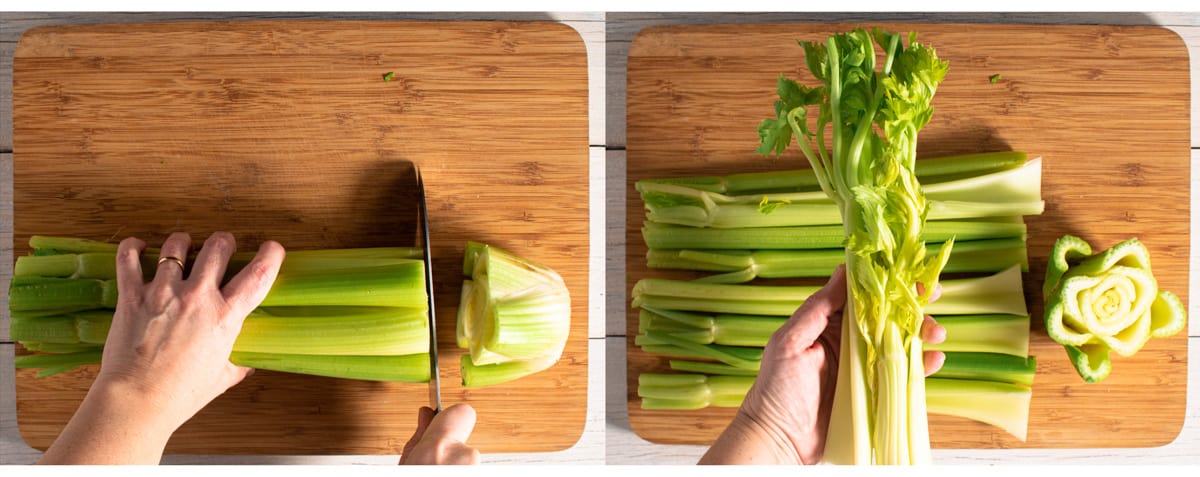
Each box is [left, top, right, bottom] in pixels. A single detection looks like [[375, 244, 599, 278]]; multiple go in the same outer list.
[[1043, 235, 1186, 383]]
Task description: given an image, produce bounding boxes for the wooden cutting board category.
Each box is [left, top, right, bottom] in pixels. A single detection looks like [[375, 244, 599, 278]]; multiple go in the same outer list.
[[11, 20, 589, 455], [626, 23, 1190, 448]]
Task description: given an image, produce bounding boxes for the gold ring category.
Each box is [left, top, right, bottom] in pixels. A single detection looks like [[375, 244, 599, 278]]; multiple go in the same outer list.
[[157, 256, 185, 269]]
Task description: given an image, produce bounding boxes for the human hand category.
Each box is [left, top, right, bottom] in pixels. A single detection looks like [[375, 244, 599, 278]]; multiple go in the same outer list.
[[700, 265, 946, 465], [38, 232, 284, 464], [96, 232, 285, 433], [399, 404, 480, 465]]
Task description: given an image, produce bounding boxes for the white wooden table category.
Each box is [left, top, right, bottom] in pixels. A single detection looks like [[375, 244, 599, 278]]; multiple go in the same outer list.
[[605, 12, 1200, 465], [0, 11, 605, 465]]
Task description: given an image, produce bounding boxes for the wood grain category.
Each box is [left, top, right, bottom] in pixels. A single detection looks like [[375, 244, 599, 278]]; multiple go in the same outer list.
[[11, 20, 590, 455], [624, 23, 1190, 449]]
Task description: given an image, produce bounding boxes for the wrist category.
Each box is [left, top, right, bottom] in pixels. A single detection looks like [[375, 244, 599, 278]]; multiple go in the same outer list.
[[86, 376, 181, 441], [39, 377, 177, 464], [701, 410, 804, 465]]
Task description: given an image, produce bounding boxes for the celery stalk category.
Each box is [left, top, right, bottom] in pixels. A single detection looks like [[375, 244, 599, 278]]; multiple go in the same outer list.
[[642, 219, 1026, 250], [668, 359, 760, 376], [14, 349, 103, 377], [637, 151, 1027, 195], [12, 307, 430, 356], [9, 261, 428, 311], [632, 266, 1029, 318], [925, 377, 1032, 441], [638, 373, 756, 410], [635, 371, 1033, 442], [925, 314, 1030, 357], [14, 348, 430, 383], [648, 237, 1028, 283], [229, 352, 430, 382], [8, 277, 118, 312], [931, 352, 1037, 386]]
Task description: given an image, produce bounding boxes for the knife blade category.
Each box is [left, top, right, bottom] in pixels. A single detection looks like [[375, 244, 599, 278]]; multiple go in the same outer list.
[[416, 167, 442, 414]]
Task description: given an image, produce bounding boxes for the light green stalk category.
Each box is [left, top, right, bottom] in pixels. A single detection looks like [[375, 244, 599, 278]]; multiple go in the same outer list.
[[647, 237, 1028, 283], [636, 372, 1032, 441], [13, 346, 431, 382], [637, 151, 1027, 195], [640, 159, 1043, 229], [632, 265, 1028, 318], [642, 219, 1026, 250]]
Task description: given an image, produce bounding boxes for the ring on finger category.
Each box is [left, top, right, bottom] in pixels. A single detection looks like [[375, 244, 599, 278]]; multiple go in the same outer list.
[[157, 256, 185, 270]]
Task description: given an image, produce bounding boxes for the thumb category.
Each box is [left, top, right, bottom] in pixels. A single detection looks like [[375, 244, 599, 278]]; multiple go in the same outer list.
[[399, 406, 435, 464], [773, 265, 847, 347], [424, 404, 477, 444]]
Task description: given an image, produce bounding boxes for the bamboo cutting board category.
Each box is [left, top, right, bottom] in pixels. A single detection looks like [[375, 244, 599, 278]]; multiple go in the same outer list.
[[626, 23, 1190, 448], [11, 21, 589, 455]]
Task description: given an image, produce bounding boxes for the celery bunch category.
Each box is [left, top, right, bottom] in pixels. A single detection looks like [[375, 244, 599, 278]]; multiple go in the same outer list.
[[10, 236, 432, 382], [632, 265, 1039, 442], [630, 28, 1044, 455], [752, 27, 953, 465]]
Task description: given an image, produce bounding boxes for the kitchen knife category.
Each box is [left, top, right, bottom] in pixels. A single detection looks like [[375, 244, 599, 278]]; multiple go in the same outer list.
[[416, 167, 442, 414]]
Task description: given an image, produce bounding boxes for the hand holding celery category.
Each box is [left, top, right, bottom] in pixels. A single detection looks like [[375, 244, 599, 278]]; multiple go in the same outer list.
[[35, 232, 283, 464], [696, 267, 949, 464], [12, 235, 433, 382], [1043, 235, 1187, 383]]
